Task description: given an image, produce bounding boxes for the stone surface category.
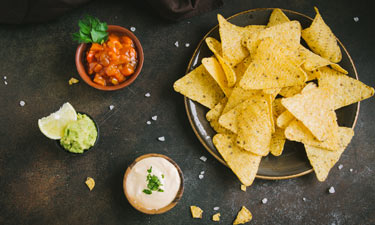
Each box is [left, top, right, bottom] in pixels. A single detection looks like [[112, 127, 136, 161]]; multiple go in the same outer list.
[[0, 0, 374, 225]]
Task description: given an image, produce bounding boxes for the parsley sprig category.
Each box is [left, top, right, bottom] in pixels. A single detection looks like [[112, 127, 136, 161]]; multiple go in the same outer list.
[[143, 166, 164, 195], [72, 15, 108, 44]]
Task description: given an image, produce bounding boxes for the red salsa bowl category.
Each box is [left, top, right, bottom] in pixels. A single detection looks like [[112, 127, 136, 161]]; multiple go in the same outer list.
[[75, 25, 144, 91]]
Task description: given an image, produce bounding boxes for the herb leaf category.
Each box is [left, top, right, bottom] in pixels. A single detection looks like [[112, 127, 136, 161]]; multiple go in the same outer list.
[[72, 15, 108, 44], [143, 189, 152, 195], [143, 166, 164, 195]]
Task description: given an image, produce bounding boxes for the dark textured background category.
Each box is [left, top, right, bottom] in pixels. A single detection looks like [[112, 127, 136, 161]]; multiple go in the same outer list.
[[0, 0, 374, 224]]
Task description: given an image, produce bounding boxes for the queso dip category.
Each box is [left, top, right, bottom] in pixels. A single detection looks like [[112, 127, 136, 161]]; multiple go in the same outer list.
[[125, 157, 181, 210]]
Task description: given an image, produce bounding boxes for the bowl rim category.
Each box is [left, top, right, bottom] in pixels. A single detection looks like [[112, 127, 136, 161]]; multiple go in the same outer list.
[[123, 153, 184, 215], [75, 25, 144, 91]]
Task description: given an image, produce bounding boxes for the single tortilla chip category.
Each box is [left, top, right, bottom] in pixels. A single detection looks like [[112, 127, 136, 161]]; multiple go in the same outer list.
[[318, 67, 375, 109], [233, 206, 253, 225], [202, 57, 232, 96], [190, 206, 203, 219], [240, 38, 307, 90], [267, 8, 290, 27], [281, 85, 338, 141], [279, 84, 306, 98], [206, 98, 229, 133], [212, 213, 221, 222], [301, 7, 342, 63], [174, 64, 225, 109], [305, 127, 354, 181], [270, 127, 286, 156], [213, 134, 262, 186], [206, 37, 237, 87], [285, 120, 340, 151], [276, 111, 294, 129], [236, 97, 272, 156], [85, 177, 95, 191]]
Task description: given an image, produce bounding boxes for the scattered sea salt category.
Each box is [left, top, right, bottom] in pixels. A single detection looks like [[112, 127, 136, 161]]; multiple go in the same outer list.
[[200, 156, 207, 162], [4, 81, 7, 85], [174, 41, 179, 47], [130, 27, 136, 32], [213, 207, 220, 211], [19, 101, 25, 107], [145, 92, 151, 97], [338, 164, 343, 170], [3, 76, 7, 80], [353, 17, 359, 22], [185, 43, 190, 47], [200, 171, 205, 175], [152, 115, 157, 121], [262, 198, 268, 204], [328, 186, 335, 194], [146, 121, 151, 125], [109, 105, 114, 110], [198, 174, 204, 179], [349, 168, 353, 172], [158, 136, 165, 142], [302, 197, 307, 202]]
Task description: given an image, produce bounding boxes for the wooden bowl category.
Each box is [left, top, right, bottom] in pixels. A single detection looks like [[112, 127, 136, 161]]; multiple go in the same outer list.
[[123, 153, 184, 214], [75, 25, 144, 91]]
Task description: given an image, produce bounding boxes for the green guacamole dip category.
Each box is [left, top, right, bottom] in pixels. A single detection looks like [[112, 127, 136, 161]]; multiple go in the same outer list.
[[60, 113, 97, 153]]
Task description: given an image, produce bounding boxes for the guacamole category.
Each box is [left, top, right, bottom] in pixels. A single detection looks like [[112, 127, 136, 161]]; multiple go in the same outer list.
[[60, 113, 97, 153]]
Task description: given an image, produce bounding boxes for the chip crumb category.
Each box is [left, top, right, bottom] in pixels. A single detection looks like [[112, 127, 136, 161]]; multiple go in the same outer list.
[[68, 77, 79, 85], [328, 186, 335, 194], [338, 164, 343, 170], [261, 198, 268, 204], [353, 17, 359, 22], [233, 206, 252, 225], [19, 100, 25, 107], [174, 41, 179, 47], [185, 43, 190, 47], [302, 197, 307, 202], [200, 156, 207, 162], [85, 177, 95, 191], [213, 206, 220, 211], [190, 206, 203, 219], [212, 213, 221, 222], [198, 174, 204, 179], [152, 115, 157, 121], [241, 185, 247, 192], [145, 92, 151, 97], [130, 26, 136, 32], [146, 121, 151, 125], [349, 168, 353, 172], [109, 105, 115, 110], [158, 136, 165, 142]]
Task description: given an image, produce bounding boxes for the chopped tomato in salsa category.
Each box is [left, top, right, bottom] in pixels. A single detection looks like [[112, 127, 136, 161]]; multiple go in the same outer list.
[[86, 33, 137, 86]]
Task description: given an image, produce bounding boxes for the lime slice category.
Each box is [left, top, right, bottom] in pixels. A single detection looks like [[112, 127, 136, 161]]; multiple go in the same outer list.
[[38, 102, 77, 140]]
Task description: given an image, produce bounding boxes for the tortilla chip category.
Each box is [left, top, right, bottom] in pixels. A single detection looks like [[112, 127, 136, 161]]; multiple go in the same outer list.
[[212, 213, 221, 222], [236, 97, 272, 156], [272, 98, 285, 117], [222, 86, 260, 114], [233, 206, 253, 225], [174, 64, 225, 109], [305, 127, 354, 181], [240, 38, 307, 90], [281, 85, 338, 141], [213, 134, 262, 186], [301, 7, 342, 63], [206, 37, 237, 87], [68, 77, 79, 85], [190, 206, 203, 219], [241, 184, 247, 192], [219, 104, 241, 134], [318, 67, 375, 109], [202, 57, 232, 96], [285, 120, 340, 151], [263, 88, 281, 99], [279, 84, 306, 97], [305, 69, 321, 81], [265, 94, 276, 133], [206, 98, 229, 133], [85, 177, 95, 191], [267, 8, 290, 27], [276, 111, 294, 129], [269, 127, 286, 156]]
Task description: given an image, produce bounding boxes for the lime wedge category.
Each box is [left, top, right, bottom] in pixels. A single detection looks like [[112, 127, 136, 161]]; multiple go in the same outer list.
[[38, 102, 77, 140]]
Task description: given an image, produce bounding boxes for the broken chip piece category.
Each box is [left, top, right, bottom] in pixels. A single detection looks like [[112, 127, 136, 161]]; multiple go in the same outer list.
[[69, 77, 79, 85], [190, 206, 203, 219], [233, 206, 253, 225], [85, 177, 95, 191], [212, 213, 221, 222]]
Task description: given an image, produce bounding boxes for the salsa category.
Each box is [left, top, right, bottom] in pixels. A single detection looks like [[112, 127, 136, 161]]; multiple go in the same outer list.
[[86, 33, 137, 86]]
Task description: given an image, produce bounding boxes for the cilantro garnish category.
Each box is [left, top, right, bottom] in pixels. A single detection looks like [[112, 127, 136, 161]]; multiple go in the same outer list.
[[72, 15, 108, 44], [143, 166, 164, 195]]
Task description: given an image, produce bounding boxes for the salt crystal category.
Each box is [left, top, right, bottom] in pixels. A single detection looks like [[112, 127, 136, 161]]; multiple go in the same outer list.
[[158, 136, 165, 142], [4, 81, 7, 85], [145, 93, 151, 97], [213, 207, 220, 211], [146, 121, 151, 125], [200, 171, 205, 175], [349, 168, 353, 172], [3, 76, 7, 80], [185, 43, 190, 47], [19, 101, 25, 107], [328, 186, 335, 194], [353, 17, 359, 22], [187, 21, 191, 24], [338, 164, 343, 170], [200, 156, 207, 162], [174, 41, 179, 47], [262, 198, 268, 204], [130, 27, 136, 32], [198, 174, 204, 179], [302, 197, 307, 202], [109, 105, 114, 110], [152, 115, 157, 121]]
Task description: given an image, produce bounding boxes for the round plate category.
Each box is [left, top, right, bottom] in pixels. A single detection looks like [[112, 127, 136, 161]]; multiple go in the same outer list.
[[184, 8, 359, 179]]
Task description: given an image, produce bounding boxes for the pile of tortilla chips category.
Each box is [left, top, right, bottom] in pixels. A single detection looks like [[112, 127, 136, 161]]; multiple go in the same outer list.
[[174, 8, 374, 186]]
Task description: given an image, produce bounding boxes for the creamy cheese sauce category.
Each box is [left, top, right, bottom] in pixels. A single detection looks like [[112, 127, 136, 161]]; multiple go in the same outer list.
[[126, 157, 181, 210]]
